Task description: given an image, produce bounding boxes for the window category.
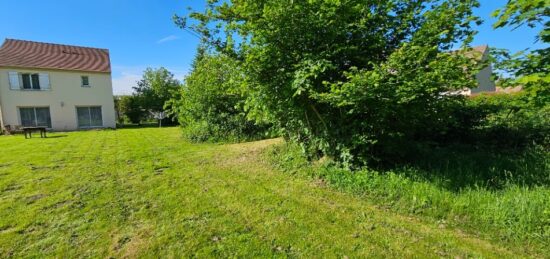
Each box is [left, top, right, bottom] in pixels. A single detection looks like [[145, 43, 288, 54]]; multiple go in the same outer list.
[[21, 74, 40, 89], [76, 106, 103, 128], [19, 107, 52, 128], [81, 76, 90, 87], [8, 72, 50, 90]]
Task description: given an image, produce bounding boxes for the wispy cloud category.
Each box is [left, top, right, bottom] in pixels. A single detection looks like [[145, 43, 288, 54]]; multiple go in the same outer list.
[[112, 72, 141, 95], [156, 35, 180, 44]]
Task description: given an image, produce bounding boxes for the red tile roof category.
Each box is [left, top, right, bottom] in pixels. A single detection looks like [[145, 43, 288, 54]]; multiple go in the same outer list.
[[0, 39, 110, 73]]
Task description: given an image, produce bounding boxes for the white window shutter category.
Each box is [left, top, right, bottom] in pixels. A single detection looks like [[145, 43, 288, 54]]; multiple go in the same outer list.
[[39, 73, 50, 89], [8, 72, 20, 90]]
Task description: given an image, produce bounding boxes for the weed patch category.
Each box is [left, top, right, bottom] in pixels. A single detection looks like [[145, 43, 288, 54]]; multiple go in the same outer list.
[[268, 141, 550, 252]]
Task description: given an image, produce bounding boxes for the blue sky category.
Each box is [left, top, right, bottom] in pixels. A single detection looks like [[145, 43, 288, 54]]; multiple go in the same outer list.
[[0, 0, 546, 95]]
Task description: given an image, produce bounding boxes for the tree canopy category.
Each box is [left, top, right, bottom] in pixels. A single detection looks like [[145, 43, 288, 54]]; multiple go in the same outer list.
[[176, 0, 484, 165], [134, 67, 182, 113], [491, 0, 549, 107]]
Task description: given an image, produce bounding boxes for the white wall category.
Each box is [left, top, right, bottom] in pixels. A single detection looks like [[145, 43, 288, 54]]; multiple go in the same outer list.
[[0, 68, 116, 131], [471, 50, 496, 94]]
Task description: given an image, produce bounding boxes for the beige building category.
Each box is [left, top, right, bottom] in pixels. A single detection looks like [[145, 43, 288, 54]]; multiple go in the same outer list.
[[456, 45, 497, 96], [0, 39, 116, 131]]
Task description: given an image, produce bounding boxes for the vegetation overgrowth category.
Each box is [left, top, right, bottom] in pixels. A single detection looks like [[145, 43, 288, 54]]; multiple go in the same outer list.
[[166, 1, 550, 248], [172, 0, 548, 165], [166, 0, 550, 251], [169, 52, 274, 142], [174, 0, 488, 163], [268, 140, 550, 251]]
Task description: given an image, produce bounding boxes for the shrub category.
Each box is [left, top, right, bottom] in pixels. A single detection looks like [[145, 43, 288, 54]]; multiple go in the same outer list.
[[116, 95, 144, 124], [170, 53, 273, 142], [179, 0, 485, 166], [467, 91, 550, 147]]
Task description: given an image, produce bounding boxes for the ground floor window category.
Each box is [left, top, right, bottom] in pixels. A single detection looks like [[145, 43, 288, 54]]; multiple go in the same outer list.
[[77, 106, 103, 128], [19, 107, 52, 128]]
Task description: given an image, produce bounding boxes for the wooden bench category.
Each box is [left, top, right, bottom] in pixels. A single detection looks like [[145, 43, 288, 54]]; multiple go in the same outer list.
[[22, 127, 47, 139]]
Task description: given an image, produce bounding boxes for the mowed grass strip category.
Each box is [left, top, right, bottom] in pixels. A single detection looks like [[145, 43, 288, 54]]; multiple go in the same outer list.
[[0, 128, 535, 257]]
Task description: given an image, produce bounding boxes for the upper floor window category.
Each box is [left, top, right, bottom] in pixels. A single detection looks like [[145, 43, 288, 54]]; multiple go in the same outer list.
[[8, 71, 50, 90], [22, 73, 40, 89], [81, 76, 90, 87]]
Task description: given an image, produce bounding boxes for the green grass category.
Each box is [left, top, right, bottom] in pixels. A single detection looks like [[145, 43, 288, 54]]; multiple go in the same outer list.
[[0, 128, 544, 257], [269, 142, 550, 255]]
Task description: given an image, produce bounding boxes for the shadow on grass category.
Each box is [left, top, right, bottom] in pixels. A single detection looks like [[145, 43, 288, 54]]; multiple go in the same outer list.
[[383, 143, 549, 192], [117, 123, 178, 129]]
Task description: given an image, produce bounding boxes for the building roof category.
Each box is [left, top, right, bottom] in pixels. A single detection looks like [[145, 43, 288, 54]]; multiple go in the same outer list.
[[0, 39, 110, 73], [462, 45, 489, 60]]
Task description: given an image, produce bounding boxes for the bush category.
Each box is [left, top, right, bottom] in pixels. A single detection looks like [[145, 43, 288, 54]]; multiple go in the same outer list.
[[180, 0, 485, 166], [116, 95, 143, 124], [170, 53, 273, 142], [470, 91, 549, 144]]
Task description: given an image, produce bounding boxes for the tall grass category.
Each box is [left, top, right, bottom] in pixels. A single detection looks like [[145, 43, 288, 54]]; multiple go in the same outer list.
[[268, 142, 550, 250]]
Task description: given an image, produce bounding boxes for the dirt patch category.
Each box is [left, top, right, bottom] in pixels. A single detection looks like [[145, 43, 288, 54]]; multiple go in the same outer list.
[[109, 226, 152, 258]]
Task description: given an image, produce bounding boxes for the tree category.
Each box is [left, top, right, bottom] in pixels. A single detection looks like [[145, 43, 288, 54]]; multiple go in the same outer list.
[[117, 95, 143, 124], [176, 0, 482, 165], [169, 51, 271, 142], [134, 67, 182, 122], [492, 0, 549, 106]]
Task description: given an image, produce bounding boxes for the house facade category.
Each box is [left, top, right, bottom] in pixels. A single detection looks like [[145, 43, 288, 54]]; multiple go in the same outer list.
[[462, 45, 497, 95], [0, 39, 116, 131]]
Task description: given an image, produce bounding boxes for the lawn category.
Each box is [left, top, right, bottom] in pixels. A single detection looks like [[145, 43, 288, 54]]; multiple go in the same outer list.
[[0, 128, 541, 257]]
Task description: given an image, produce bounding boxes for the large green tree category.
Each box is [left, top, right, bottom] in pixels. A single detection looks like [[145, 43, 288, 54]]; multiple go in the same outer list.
[[177, 0, 483, 165], [134, 67, 182, 115]]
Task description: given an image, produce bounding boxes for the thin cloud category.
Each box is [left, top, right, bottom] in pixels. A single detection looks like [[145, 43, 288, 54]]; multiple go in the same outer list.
[[112, 72, 141, 95], [157, 35, 180, 44]]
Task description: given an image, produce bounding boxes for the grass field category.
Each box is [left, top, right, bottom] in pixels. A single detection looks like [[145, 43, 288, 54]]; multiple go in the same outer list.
[[0, 127, 544, 257]]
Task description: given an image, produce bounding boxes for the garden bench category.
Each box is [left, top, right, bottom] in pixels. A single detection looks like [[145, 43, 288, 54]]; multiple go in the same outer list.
[[22, 127, 47, 139]]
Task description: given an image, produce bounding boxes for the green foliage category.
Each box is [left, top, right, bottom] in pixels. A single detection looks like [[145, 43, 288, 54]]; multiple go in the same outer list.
[[269, 141, 550, 249], [115, 95, 144, 124], [468, 92, 550, 146], [491, 0, 549, 103], [179, 0, 483, 165], [493, 0, 549, 42], [134, 67, 182, 124], [169, 53, 272, 142]]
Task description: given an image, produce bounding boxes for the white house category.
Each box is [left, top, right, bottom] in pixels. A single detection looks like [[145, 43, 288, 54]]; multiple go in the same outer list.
[[456, 45, 497, 96], [0, 39, 116, 132], [471, 45, 496, 94]]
